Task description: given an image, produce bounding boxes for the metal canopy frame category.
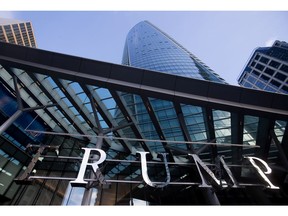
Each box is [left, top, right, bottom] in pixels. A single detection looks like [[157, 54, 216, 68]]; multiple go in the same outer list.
[[0, 42, 288, 194], [0, 42, 287, 119], [0, 41, 287, 151]]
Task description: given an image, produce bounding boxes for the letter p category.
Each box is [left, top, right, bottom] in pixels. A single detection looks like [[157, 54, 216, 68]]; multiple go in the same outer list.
[[245, 156, 279, 189]]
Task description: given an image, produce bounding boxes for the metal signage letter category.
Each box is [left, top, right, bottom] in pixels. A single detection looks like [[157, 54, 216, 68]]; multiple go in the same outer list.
[[189, 154, 221, 188], [245, 156, 279, 189], [218, 156, 239, 188], [70, 148, 106, 186], [137, 151, 171, 188]]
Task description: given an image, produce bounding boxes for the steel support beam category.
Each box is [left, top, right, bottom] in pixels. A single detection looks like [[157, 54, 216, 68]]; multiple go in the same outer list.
[[231, 113, 244, 178], [201, 188, 220, 205], [202, 107, 217, 162], [14, 144, 59, 184], [109, 90, 152, 153], [0, 75, 56, 135], [81, 93, 134, 206], [270, 130, 288, 171], [0, 42, 288, 121], [4, 68, 66, 133], [27, 73, 70, 133], [255, 118, 275, 159], [0, 109, 23, 135], [281, 123, 288, 157], [140, 96, 174, 161], [53, 78, 96, 130], [173, 102, 195, 154], [81, 84, 132, 152]]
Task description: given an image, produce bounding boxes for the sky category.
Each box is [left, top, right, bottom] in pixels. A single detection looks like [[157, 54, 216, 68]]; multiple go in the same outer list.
[[0, 3, 288, 86]]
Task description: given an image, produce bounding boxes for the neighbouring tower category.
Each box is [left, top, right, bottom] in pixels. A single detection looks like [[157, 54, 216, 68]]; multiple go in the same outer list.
[[238, 40, 288, 94], [0, 17, 37, 47]]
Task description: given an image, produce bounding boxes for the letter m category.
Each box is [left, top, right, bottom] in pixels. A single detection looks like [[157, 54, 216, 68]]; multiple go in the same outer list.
[[189, 154, 238, 188]]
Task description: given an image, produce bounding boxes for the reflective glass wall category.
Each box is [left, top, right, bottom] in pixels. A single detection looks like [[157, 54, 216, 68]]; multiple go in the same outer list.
[[123, 21, 226, 83]]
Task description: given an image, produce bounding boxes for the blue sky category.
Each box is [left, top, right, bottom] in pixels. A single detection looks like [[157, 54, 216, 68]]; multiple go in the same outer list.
[[0, 9, 287, 85]]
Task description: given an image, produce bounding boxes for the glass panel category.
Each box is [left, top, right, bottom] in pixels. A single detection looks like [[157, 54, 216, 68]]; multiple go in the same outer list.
[[77, 92, 89, 104], [213, 110, 231, 144], [17, 184, 40, 205], [4, 181, 21, 200], [243, 115, 259, 145], [68, 82, 84, 94], [149, 98, 186, 150], [95, 88, 113, 99], [0, 157, 22, 195], [63, 184, 85, 205], [119, 94, 163, 152], [274, 120, 287, 143], [181, 104, 206, 150], [35, 187, 53, 205]]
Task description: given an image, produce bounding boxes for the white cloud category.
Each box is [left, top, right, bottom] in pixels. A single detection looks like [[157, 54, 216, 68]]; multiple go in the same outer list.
[[264, 37, 277, 47]]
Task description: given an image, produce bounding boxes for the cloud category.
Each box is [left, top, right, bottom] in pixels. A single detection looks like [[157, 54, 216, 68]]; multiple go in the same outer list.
[[0, 11, 16, 19], [264, 37, 277, 47]]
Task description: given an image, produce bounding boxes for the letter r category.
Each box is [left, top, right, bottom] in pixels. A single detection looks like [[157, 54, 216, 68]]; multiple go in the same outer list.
[[70, 148, 106, 186]]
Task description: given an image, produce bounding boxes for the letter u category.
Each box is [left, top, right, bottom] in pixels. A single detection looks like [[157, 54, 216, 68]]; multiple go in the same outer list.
[[137, 151, 171, 188]]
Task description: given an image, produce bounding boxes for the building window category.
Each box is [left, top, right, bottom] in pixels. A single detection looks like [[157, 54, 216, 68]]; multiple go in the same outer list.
[[247, 75, 256, 83], [243, 82, 252, 88], [264, 67, 275, 76], [260, 74, 269, 81], [0, 28, 5, 42], [256, 80, 266, 89], [271, 79, 281, 87], [264, 85, 277, 92], [275, 72, 287, 82], [282, 85, 288, 92], [280, 64, 288, 73], [255, 54, 260, 60], [255, 64, 264, 71], [260, 56, 269, 64], [252, 70, 260, 76], [4, 25, 15, 44], [251, 61, 256, 67], [269, 60, 280, 69]]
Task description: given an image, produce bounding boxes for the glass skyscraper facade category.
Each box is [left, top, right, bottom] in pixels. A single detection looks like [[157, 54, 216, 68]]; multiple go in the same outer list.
[[121, 21, 234, 153], [238, 40, 288, 94], [123, 21, 226, 83]]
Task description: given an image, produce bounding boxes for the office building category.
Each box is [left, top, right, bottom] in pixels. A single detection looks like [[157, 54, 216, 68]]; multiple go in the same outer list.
[[0, 20, 288, 205], [238, 40, 288, 94], [0, 17, 37, 48]]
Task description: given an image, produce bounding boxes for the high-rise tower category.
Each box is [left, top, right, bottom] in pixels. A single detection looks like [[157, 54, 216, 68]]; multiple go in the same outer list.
[[0, 17, 37, 47], [238, 40, 288, 94], [120, 21, 234, 154], [122, 21, 227, 83]]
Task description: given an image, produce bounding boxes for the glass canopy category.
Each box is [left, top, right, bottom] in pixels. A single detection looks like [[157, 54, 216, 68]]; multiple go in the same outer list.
[[0, 42, 288, 205]]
